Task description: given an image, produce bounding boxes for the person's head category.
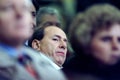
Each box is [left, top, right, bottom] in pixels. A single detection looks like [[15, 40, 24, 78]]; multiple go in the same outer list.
[[69, 4, 120, 65], [0, 0, 33, 47], [36, 7, 62, 28], [28, 26, 68, 67]]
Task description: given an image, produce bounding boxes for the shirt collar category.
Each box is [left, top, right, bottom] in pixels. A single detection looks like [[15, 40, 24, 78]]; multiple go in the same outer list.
[[40, 53, 62, 70]]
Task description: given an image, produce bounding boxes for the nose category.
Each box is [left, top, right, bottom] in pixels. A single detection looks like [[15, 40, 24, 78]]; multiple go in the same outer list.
[[15, 8, 24, 19], [112, 38, 119, 50], [59, 40, 67, 50]]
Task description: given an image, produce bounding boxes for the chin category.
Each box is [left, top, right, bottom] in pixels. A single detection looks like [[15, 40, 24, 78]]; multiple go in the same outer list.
[[14, 34, 31, 42], [57, 60, 64, 66]]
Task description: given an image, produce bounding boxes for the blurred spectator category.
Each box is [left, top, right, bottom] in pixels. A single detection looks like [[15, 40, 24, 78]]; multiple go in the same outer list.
[[36, 6, 62, 28], [28, 26, 68, 69], [0, 0, 67, 80], [64, 4, 120, 80]]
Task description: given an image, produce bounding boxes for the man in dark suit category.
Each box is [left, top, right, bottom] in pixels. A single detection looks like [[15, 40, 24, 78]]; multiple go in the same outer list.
[[0, 0, 66, 80]]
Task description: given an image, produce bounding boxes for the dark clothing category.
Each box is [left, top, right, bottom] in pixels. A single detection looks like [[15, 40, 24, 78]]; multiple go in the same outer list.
[[63, 53, 120, 80]]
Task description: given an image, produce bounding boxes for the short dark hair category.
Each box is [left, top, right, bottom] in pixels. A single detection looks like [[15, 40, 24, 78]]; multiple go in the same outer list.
[[28, 27, 45, 47]]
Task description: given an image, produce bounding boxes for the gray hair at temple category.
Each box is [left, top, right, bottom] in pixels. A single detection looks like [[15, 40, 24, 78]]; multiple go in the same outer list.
[[36, 6, 62, 28]]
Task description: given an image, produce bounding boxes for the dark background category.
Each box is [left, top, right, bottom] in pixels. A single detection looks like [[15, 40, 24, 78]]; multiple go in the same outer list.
[[32, 0, 120, 12], [32, 0, 120, 32]]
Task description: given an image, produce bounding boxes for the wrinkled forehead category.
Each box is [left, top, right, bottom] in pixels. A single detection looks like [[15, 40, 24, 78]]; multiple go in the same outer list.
[[0, 0, 32, 7], [45, 26, 67, 39]]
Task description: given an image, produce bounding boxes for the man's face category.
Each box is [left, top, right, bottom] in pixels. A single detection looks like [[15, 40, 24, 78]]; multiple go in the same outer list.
[[91, 24, 120, 65], [37, 26, 67, 67], [0, 0, 33, 43]]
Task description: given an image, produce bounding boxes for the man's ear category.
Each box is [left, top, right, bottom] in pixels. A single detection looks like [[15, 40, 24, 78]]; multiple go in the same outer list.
[[32, 39, 41, 51]]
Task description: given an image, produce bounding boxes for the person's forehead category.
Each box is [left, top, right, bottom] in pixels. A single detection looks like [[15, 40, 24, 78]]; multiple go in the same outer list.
[[44, 26, 67, 39], [0, 0, 31, 7], [30, 2, 35, 12]]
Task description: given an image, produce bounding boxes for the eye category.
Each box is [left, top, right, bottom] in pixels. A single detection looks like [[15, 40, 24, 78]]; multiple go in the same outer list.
[[64, 39, 68, 43], [52, 38, 59, 41], [100, 36, 111, 42], [31, 12, 36, 17]]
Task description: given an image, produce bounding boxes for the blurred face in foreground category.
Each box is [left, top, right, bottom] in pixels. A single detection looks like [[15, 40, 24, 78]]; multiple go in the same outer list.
[[0, 0, 33, 46], [91, 24, 120, 65]]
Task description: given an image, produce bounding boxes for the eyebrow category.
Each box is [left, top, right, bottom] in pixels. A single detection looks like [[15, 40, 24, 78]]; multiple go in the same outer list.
[[54, 35, 68, 42]]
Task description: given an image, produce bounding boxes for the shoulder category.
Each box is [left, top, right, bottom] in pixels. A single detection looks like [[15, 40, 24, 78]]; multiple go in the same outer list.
[[0, 47, 15, 67], [23, 46, 67, 80]]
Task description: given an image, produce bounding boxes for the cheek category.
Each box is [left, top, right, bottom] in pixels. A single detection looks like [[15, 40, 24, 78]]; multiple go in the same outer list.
[[92, 44, 109, 56], [15, 13, 33, 37], [0, 12, 15, 26], [0, 19, 13, 35], [65, 49, 67, 55], [49, 44, 57, 54], [24, 13, 32, 25], [25, 14, 33, 34], [91, 40, 111, 62], [40, 41, 55, 55], [0, 12, 16, 33]]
